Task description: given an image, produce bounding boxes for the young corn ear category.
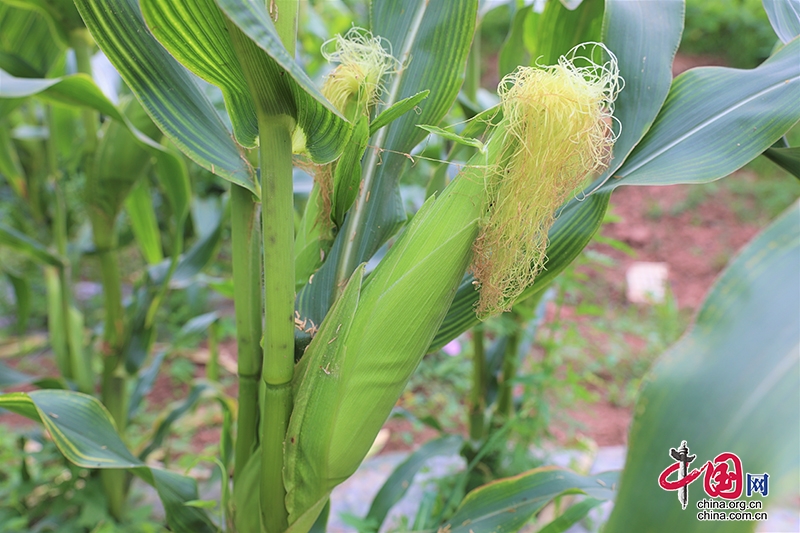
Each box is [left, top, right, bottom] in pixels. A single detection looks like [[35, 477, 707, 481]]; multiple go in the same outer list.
[[294, 29, 396, 287], [315, 28, 397, 224], [472, 43, 621, 315]]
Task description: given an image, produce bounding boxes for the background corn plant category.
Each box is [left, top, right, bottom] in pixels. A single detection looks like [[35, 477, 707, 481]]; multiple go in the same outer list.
[[0, 0, 798, 532]]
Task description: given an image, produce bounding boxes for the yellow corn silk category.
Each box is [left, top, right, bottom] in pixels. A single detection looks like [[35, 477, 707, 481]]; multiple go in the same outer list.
[[320, 27, 399, 117], [315, 27, 398, 217], [472, 43, 621, 316], [284, 43, 622, 528]]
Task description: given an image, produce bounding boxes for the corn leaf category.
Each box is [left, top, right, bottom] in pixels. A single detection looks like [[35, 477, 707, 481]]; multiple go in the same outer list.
[[73, 0, 255, 193], [215, 0, 352, 163], [368, 90, 429, 136], [0, 4, 64, 77], [365, 435, 464, 532], [764, 145, 800, 180], [87, 100, 157, 222], [332, 116, 370, 226], [0, 223, 64, 268], [523, 0, 604, 67], [536, 497, 606, 533], [139, 0, 258, 148], [592, 0, 684, 188], [763, 0, 800, 43], [603, 35, 800, 189], [417, 124, 485, 152], [0, 122, 25, 197], [605, 202, 800, 532], [125, 179, 164, 265], [441, 468, 618, 533], [0, 390, 215, 532], [5, 271, 30, 333], [499, 5, 532, 79]]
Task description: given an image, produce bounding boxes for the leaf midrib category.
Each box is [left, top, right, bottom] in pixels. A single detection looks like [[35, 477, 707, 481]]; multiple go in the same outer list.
[[618, 71, 800, 179]]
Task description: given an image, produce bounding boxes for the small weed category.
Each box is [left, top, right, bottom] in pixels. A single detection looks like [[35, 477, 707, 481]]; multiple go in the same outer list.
[[644, 198, 663, 221], [168, 358, 196, 386]]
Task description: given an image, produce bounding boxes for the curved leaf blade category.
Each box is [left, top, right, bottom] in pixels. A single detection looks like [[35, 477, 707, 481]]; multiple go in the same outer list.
[[523, 0, 604, 67], [0, 223, 64, 268], [763, 0, 800, 43], [365, 435, 464, 531], [215, 0, 352, 164], [140, 0, 258, 147], [0, 4, 64, 77], [593, 0, 684, 188], [605, 36, 800, 189], [73, 0, 255, 192], [764, 145, 800, 179], [0, 390, 215, 532], [605, 202, 800, 532], [442, 467, 618, 533]]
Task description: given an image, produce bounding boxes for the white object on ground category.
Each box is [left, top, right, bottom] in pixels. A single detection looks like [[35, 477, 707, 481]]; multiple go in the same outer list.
[[625, 262, 669, 304]]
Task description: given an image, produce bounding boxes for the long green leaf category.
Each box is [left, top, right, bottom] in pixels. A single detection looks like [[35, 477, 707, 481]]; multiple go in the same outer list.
[[605, 202, 800, 532], [365, 435, 464, 532], [125, 179, 164, 265], [214, 0, 352, 163], [0, 121, 26, 196], [592, 0, 684, 189], [523, 0, 604, 67], [0, 223, 64, 268], [139, 0, 258, 148], [441, 468, 618, 533], [6, 271, 30, 333], [0, 390, 215, 532], [0, 4, 64, 78], [139, 383, 209, 460], [537, 497, 606, 533], [763, 0, 800, 43], [498, 5, 531, 79], [764, 145, 800, 180], [603, 36, 800, 189], [73, 0, 256, 193]]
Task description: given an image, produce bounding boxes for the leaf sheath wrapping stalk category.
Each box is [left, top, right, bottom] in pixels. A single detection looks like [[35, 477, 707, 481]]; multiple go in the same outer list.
[[284, 138, 503, 524]]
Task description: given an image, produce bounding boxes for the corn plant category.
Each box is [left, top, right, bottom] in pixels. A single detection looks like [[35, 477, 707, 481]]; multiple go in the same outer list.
[[0, 0, 234, 526], [1, 0, 799, 532]]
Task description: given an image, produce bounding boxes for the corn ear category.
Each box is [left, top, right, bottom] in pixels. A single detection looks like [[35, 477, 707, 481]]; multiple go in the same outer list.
[[284, 138, 502, 523]]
